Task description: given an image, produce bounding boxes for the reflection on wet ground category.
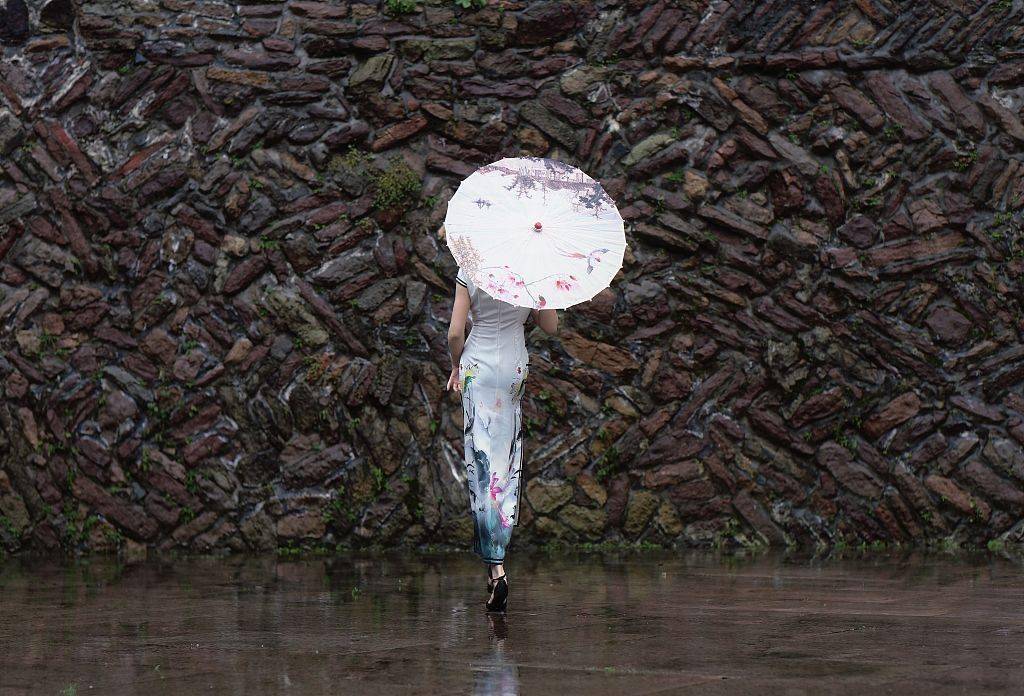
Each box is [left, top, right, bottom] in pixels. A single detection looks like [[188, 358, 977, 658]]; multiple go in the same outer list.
[[1, 550, 1022, 694]]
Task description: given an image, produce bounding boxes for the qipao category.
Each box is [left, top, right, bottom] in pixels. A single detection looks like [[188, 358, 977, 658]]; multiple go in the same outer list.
[[456, 266, 531, 563]]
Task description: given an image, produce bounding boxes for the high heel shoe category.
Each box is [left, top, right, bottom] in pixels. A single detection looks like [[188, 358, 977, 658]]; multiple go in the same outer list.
[[486, 565, 509, 613]]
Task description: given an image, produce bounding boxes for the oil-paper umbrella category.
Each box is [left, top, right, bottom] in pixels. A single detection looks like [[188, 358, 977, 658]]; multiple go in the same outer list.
[[444, 156, 626, 310]]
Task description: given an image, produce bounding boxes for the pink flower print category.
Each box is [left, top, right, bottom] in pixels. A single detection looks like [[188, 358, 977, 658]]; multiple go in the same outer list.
[[489, 472, 509, 503], [535, 295, 547, 309], [485, 279, 509, 296], [499, 509, 513, 528], [555, 276, 577, 292], [482, 269, 526, 299]]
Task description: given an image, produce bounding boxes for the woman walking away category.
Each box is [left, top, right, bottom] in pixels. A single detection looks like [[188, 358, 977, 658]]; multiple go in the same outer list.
[[445, 228, 559, 613]]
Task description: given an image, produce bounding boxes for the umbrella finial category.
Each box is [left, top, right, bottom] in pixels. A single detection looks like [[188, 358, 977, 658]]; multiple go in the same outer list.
[[534, 221, 542, 231]]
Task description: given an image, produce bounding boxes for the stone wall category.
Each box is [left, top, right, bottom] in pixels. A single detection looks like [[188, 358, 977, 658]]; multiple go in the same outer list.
[[1, 0, 1024, 555]]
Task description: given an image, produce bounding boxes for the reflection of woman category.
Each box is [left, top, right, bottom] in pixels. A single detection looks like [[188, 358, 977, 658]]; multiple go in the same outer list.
[[444, 225, 559, 612], [473, 615, 519, 696]]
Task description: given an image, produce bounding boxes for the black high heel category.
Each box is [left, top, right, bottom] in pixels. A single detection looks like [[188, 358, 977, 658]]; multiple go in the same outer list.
[[486, 564, 509, 613]]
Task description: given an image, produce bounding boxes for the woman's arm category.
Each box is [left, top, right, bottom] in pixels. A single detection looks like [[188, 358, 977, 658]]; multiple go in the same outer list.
[[446, 284, 471, 391], [531, 308, 558, 335]]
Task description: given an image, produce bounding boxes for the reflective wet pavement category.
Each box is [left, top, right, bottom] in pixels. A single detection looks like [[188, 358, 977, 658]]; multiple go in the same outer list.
[[1, 550, 1022, 695]]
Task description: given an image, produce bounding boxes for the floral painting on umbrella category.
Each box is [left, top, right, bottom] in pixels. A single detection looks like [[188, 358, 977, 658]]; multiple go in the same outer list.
[[445, 157, 626, 311]]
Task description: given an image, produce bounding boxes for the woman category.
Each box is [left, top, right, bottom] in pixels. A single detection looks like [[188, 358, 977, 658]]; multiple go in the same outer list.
[[444, 225, 559, 613]]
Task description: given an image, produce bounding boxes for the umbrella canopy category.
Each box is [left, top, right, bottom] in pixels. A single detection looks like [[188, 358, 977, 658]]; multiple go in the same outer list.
[[444, 156, 626, 310]]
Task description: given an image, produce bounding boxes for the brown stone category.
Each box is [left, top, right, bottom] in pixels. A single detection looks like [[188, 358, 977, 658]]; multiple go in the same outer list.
[[576, 474, 607, 506], [5, 371, 28, 398], [653, 501, 683, 536], [696, 204, 768, 240], [641, 461, 702, 488], [862, 72, 930, 140], [830, 83, 885, 130], [371, 114, 428, 152], [223, 255, 268, 295], [224, 49, 300, 71], [960, 460, 1024, 508], [73, 476, 159, 541], [988, 61, 1024, 86], [559, 331, 639, 376], [732, 490, 786, 545], [519, 101, 577, 150], [908, 199, 946, 234], [924, 475, 989, 519], [816, 442, 882, 499], [837, 215, 877, 248], [790, 388, 846, 428], [683, 171, 709, 199], [206, 67, 273, 88], [139, 328, 178, 365], [925, 307, 970, 345], [976, 93, 1024, 144], [276, 511, 326, 540], [514, 1, 578, 47], [928, 71, 984, 137], [623, 490, 659, 536], [526, 479, 572, 514], [0, 471, 29, 534], [224, 337, 253, 364], [289, 1, 349, 19], [282, 441, 350, 488], [862, 393, 922, 439], [560, 504, 606, 538]]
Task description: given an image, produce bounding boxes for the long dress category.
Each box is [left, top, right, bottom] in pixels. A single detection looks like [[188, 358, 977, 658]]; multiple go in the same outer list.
[[456, 266, 530, 564]]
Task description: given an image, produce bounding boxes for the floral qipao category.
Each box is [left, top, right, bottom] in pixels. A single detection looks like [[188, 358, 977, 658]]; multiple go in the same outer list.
[[456, 267, 531, 564]]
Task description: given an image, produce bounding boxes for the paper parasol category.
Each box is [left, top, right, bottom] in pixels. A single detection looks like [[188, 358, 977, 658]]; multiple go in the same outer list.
[[444, 156, 626, 310]]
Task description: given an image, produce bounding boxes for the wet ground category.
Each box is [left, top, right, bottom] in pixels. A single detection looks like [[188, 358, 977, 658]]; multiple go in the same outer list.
[[0, 550, 1022, 695]]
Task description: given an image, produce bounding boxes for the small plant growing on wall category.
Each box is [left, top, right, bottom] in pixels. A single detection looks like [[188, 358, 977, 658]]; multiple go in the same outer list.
[[454, 0, 486, 8], [373, 157, 422, 210], [385, 0, 417, 14]]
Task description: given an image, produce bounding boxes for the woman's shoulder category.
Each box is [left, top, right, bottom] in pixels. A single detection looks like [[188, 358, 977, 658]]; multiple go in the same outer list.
[[456, 267, 477, 296]]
